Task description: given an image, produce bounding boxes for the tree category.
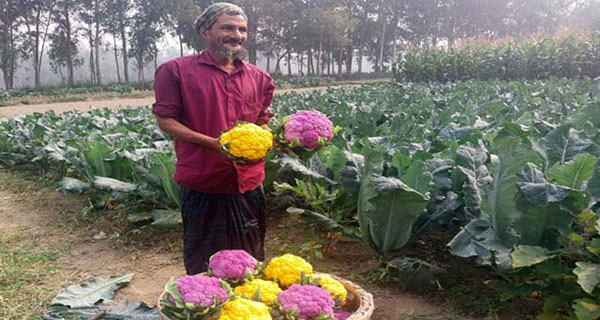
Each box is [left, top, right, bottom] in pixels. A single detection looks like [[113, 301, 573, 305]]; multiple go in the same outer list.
[[53, 0, 79, 86], [21, 0, 55, 88], [164, 0, 200, 56], [104, 0, 132, 82], [0, 0, 22, 89], [48, 28, 83, 84], [128, 0, 167, 82]]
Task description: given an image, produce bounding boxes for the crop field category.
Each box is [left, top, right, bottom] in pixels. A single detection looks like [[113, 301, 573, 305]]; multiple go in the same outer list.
[[2, 77, 600, 318]]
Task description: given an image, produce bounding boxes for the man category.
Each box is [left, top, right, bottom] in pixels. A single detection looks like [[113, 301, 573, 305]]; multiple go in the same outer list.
[[152, 2, 275, 275]]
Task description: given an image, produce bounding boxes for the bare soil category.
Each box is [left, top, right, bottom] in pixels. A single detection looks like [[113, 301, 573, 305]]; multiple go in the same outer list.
[[0, 171, 458, 320], [0, 80, 388, 118]]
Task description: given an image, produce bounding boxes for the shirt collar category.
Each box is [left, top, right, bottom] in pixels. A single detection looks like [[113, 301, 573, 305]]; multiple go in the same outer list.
[[197, 50, 246, 74]]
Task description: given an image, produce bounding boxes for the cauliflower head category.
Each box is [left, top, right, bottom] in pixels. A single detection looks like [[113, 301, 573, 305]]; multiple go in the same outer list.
[[283, 110, 334, 149], [218, 298, 272, 320], [265, 254, 313, 287], [208, 249, 258, 280], [233, 278, 282, 306], [309, 273, 348, 305], [277, 284, 335, 319], [219, 123, 273, 161]]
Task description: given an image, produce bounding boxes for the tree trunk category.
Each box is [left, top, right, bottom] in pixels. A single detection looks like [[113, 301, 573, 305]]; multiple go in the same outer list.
[[308, 49, 314, 75], [89, 30, 96, 83], [316, 39, 322, 76], [137, 55, 144, 82], [33, 9, 41, 88], [345, 45, 352, 74], [298, 52, 303, 76], [178, 31, 183, 57], [120, 22, 129, 82], [113, 35, 121, 82], [266, 55, 270, 73], [94, 0, 102, 84], [65, 4, 74, 86], [378, 13, 387, 72], [338, 46, 343, 75], [37, 9, 52, 88], [286, 51, 291, 75], [358, 41, 363, 77]]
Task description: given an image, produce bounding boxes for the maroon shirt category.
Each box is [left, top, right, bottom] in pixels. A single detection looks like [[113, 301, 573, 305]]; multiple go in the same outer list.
[[152, 51, 275, 194]]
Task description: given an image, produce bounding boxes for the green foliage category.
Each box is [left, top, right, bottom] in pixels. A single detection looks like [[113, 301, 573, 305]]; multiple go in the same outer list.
[[394, 34, 600, 82]]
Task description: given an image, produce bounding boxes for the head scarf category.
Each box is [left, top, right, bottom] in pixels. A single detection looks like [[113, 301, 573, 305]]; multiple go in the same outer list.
[[195, 2, 247, 34]]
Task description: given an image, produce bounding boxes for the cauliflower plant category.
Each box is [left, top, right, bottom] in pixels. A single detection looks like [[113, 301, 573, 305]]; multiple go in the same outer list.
[[273, 110, 336, 159], [275, 284, 335, 319], [265, 254, 313, 287], [160, 274, 231, 320], [208, 249, 258, 282], [219, 122, 273, 162]]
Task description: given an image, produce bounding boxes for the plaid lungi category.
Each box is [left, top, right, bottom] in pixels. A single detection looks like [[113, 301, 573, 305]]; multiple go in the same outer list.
[[180, 185, 266, 275]]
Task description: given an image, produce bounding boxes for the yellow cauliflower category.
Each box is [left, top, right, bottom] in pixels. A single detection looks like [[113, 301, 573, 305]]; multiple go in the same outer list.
[[219, 123, 273, 161], [264, 254, 313, 287], [218, 298, 272, 320], [234, 278, 282, 306], [309, 273, 348, 305]]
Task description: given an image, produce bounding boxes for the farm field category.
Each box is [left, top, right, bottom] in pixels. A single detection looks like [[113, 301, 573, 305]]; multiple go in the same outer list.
[[4, 76, 600, 319]]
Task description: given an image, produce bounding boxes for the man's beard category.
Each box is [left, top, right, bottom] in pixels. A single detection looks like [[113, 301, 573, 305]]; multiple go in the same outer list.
[[210, 42, 248, 60]]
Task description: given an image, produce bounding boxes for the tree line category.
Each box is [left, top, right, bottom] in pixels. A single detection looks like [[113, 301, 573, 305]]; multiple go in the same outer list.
[[1, 0, 599, 90]]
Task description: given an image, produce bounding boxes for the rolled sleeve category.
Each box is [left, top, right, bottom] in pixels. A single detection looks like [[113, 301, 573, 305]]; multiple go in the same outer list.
[[256, 76, 275, 126], [152, 62, 182, 119]]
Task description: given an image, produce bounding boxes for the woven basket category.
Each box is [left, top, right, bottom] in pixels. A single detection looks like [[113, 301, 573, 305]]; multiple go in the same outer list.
[[158, 272, 374, 320]]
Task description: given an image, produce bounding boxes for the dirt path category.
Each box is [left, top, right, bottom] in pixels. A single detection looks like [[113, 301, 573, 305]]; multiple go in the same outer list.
[[0, 172, 456, 320], [0, 80, 388, 118]]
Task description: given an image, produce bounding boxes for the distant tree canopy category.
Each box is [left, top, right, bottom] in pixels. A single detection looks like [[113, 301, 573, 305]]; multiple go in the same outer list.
[[0, 0, 598, 89]]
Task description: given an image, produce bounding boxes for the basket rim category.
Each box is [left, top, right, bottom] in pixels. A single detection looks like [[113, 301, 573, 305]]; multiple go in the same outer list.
[[157, 272, 374, 320]]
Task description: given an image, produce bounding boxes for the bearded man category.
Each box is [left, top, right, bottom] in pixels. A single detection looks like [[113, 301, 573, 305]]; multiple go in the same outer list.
[[152, 2, 275, 275]]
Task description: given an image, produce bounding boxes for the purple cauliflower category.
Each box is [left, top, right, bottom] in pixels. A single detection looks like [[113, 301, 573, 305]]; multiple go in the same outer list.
[[278, 284, 335, 319], [208, 249, 258, 280], [283, 110, 334, 149], [334, 310, 352, 320], [174, 275, 228, 306]]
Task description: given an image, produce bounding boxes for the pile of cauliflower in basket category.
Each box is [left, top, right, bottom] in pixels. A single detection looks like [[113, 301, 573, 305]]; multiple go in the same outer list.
[[160, 250, 353, 320]]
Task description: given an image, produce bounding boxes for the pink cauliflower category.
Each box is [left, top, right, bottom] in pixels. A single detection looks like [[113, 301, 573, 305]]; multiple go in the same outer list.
[[174, 275, 228, 306], [334, 310, 352, 320], [208, 249, 258, 279], [284, 110, 334, 149], [278, 284, 335, 319]]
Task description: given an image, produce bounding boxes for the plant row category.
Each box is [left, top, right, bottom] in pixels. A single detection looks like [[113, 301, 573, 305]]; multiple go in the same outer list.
[[3, 79, 600, 318], [394, 34, 600, 82]]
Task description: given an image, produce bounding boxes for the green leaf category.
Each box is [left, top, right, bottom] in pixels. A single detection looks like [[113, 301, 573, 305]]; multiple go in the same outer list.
[[574, 262, 600, 294], [149, 153, 180, 208], [286, 207, 357, 239], [51, 274, 134, 308], [511, 246, 552, 268], [484, 135, 541, 245], [360, 175, 428, 257], [93, 176, 137, 192], [573, 298, 600, 320], [447, 218, 511, 268], [56, 177, 90, 194], [588, 158, 600, 200], [150, 210, 182, 229], [548, 153, 597, 190], [541, 126, 596, 165], [400, 159, 432, 195], [276, 156, 334, 184]]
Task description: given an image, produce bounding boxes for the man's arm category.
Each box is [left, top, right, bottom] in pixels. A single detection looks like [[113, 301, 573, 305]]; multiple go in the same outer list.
[[156, 116, 221, 150]]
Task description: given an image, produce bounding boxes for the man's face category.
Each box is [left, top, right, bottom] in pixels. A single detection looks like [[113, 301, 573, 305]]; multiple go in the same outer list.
[[203, 14, 248, 59]]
